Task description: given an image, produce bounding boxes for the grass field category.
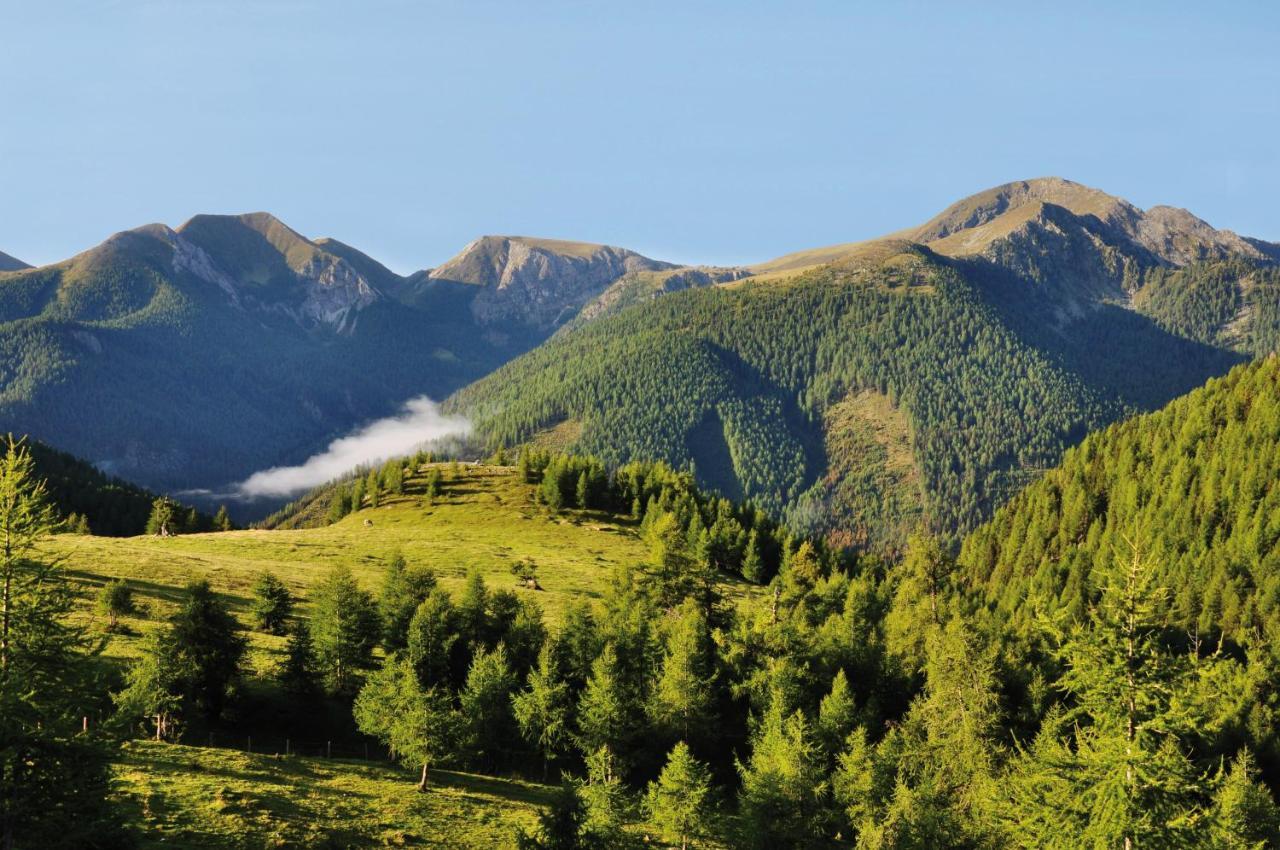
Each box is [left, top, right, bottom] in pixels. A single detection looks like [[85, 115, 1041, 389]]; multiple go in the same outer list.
[[112, 740, 551, 849], [48, 463, 715, 670], [48, 463, 760, 847]]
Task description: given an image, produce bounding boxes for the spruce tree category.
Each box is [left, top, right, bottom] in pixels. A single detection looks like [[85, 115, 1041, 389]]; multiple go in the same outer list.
[[354, 654, 456, 790], [736, 699, 826, 849], [311, 566, 380, 694], [458, 644, 516, 771], [645, 741, 714, 850], [513, 643, 570, 779], [999, 547, 1211, 848], [250, 571, 294, 635], [213, 504, 233, 531], [648, 600, 714, 744], [0, 439, 125, 849]]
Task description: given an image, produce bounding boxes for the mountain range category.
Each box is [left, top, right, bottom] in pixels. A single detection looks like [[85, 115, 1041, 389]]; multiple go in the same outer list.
[[3, 177, 1277, 546]]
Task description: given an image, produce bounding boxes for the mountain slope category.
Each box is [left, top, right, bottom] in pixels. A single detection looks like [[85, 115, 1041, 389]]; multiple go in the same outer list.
[[959, 355, 1280, 647], [0, 220, 672, 497], [449, 179, 1269, 551], [0, 250, 29, 271]]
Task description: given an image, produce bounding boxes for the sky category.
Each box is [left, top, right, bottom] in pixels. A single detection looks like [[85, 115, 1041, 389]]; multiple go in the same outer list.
[[2, 1, 1277, 272]]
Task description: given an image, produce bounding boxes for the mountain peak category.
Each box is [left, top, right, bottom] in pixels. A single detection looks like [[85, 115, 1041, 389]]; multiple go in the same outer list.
[[0, 249, 31, 272], [911, 177, 1135, 245], [428, 235, 675, 327]]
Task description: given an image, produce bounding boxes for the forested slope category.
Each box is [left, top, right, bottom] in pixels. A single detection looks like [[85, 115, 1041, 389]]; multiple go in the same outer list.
[[960, 354, 1280, 645], [449, 244, 1233, 550]]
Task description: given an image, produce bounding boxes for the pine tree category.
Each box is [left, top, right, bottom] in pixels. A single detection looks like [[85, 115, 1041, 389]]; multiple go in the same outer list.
[[736, 699, 826, 849], [114, 628, 183, 741], [146, 495, 177, 536], [96, 579, 134, 632], [379, 552, 437, 650], [1211, 750, 1280, 849], [741, 528, 765, 583], [311, 566, 381, 694], [365, 469, 381, 508], [407, 589, 458, 689], [576, 644, 629, 761], [167, 579, 247, 721], [816, 669, 858, 763], [999, 546, 1210, 848], [648, 600, 714, 743], [514, 643, 570, 779], [213, 504, 233, 531], [0, 438, 125, 849], [458, 644, 516, 771], [350, 476, 366, 512], [645, 741, 714, 850], [279, 618, 318, 696], [250, 571, 294, 635], [354, 654, 456, 790], [327, 485, 350, 523], [579, 745, 630, 843], [576, 471, 590, 510]]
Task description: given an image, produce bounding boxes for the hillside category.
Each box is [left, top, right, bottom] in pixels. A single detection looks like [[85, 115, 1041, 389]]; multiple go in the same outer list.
[[0, 249, 29, 271], [448, 232, 1242, 550], [27, 437, 207, 536], [959, 355, 1280, 645], [0, 219, 668, 496]]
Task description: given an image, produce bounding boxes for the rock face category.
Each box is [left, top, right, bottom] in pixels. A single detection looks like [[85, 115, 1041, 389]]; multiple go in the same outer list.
[[175, 213, 380, 332], [428, 235, 675, 327]]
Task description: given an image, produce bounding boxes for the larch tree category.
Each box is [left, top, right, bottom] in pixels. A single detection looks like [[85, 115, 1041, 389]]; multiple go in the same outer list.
[[645, 741, 714, 850], [0, 438, 124, 849]]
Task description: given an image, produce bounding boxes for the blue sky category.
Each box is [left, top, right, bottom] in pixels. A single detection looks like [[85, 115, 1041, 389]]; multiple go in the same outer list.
[[2, 1, 1277, 272]]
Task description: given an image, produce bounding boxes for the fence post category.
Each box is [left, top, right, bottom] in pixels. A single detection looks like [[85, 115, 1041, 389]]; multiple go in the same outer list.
[[247, 736, 252, 754], [327, 740, 331, 759], [286, 738, 290, 757]]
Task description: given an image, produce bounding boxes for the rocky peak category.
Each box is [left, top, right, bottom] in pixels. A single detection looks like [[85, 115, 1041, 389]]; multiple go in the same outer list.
[[429, 235, 675, 327]]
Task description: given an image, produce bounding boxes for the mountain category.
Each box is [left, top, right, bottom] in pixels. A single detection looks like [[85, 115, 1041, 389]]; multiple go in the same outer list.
[[0, 216, 668, 495], [449, 178, 1274, 551], [0, 250, 29, 271], [959, 355, 1280, 647]]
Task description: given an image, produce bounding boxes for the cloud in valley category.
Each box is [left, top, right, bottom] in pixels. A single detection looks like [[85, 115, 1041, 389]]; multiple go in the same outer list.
[[235, 397, 471, 498]]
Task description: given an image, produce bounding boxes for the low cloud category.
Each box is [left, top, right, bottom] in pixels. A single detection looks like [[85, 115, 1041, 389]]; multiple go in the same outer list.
[[234, 396, 471, 498]]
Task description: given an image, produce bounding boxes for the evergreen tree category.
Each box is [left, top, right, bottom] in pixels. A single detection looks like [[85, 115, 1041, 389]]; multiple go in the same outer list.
[[279, 618, 318, 696], [167, 579, 246, 722], [407, 589, 458, 689], [311, 566, 381, 694], [350, 476, 366, 512], [146, 495, 177, 536], [579, 745, 631, 844], [96, 578, 134, 632], [327, 485, 350, 523], [576, 644, 630, 762], [736, 699, 826, 849], [816, 669, 858, 764], [213, 504, 233, 531], [576, 471, 590, 510], [354, 654, 456, 790], [998, 547, 1210, 848], [0, 439, 125, 849], [459, 644, 517, 771], [250, 571, 294, 635], [513, 643, 570, 779], [424, 467, 444, 504], [515, 783, 587, 850], [648, 600, 714, 744], [114, 628, 182, 741], [645, 741, 714, 850], [365, 469, 381, 508], [379, 552, 437, 650], [1211, 750, 1280, 849]]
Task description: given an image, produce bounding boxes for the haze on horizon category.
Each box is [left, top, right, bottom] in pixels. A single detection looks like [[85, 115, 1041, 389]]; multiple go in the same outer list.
[[2, 1, 1277, 273]]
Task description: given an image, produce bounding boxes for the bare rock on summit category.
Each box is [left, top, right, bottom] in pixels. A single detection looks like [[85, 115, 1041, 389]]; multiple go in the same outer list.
[[429, 235, 675, 327]]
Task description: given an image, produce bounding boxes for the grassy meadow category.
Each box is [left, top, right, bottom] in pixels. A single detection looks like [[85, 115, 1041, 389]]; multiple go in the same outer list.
[[44, 462, 759, 848]]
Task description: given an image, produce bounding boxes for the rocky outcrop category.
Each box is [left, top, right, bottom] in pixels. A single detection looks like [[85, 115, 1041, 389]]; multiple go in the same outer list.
[[429, 236, 675, 327]]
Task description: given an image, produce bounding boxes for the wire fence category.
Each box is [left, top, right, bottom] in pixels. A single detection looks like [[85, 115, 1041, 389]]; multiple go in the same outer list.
[[200, 730, 391, 762]]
